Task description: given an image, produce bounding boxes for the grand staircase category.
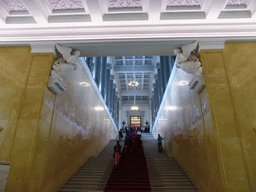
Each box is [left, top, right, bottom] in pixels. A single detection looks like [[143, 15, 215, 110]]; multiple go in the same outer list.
[[58, 133, 198, 192], [104, 143, 151, 191], [143, 133, 198, 192], [58, 140, 116, 192]]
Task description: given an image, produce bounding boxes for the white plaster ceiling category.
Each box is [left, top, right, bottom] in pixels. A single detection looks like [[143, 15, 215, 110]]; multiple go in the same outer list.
[[0, 0, 255, 45]]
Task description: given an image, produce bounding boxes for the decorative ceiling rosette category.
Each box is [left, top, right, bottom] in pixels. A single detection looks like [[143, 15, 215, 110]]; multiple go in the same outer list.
[[107, 0, 142, 9], [48, 0, 83, 10], [227, 0, 250, 5], [2, 0, 27, 12], [167, 0, 204, 7]]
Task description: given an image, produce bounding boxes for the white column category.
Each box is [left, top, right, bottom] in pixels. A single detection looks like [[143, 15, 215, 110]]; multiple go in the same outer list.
[[149, 98, 152, 132], [118, 99, 122, 130]]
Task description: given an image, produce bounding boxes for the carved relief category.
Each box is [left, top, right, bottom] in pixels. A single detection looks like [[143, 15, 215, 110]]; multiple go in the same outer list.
[[48, 44, 81, 95], [107, 0, 142, 9], [174, 41, 205, 94], [227, 0, 250, 5], [174, 41, 202, 76], [2, 0, 27, 11], [48, 0, 83, 10], [167, 0, 203, 7]]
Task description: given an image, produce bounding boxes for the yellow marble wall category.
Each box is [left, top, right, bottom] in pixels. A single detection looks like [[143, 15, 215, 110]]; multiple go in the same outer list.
[[0, 46, 117, 192], [200, 49, 250, 191], [153, 69, 225, 192], [0, 46, 33, 162], [222, 42, 256, 191], [153, 41, 256, 192], [36, 62, 117, 192]]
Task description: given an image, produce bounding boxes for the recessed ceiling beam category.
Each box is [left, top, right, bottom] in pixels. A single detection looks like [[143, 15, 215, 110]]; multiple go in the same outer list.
[[85, 0, 103, 23], [114, 65, 154, 72], [148, 0, 162, 22], [22, 0, 48, 24], [0, 1, 8, 24], [248, 0, 256, 19], [120, 90, 151, 96], [204, 0, 229, 20], [103, 13, 148, 21], [122, 100, 149, 105]]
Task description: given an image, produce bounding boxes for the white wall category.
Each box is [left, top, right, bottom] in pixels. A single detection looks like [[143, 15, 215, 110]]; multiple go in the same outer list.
[[121, 105, 150, 128]]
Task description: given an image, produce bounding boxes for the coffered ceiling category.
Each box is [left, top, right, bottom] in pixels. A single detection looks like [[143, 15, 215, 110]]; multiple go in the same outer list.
[[110, 56, 156, 105], [0, 0, 256, 45]]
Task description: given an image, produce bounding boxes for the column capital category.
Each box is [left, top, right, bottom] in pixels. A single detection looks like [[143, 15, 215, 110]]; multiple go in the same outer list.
[[110, 75, 115, 80], [198, 40, 225, 51], [106, 63, 112, 70], [30, 42, 57, 56]]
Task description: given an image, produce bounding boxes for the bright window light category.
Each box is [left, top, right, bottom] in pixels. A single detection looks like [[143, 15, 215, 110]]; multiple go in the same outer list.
[[79, 81, 91, 87], [178, 81, 189, 86], [95, 106, 104, 111], [165, 106, 178, 110]]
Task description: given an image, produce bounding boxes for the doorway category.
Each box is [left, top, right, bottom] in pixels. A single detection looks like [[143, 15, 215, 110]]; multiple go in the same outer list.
[[130, 116, 141, 127]]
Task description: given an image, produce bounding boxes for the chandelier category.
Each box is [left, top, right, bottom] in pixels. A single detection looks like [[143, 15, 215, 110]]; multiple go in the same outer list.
[[128, 63, 139, 87], [131, 86, 139, 111], [131, 105, 139, 111], [128, 79, 139, 87]]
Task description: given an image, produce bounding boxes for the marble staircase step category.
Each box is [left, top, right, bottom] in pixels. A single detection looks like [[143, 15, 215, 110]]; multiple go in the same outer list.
[[151, 181, 194, 185], [59, 187, 105, 191], [67, 180, 103, 184], [58, 140, 116, 192], [76, 169, 106, 173], [143, 134, 198, 192], [63, 184, 106, 188], [151, 188, 198, 192], [151, 185, 197, 189]]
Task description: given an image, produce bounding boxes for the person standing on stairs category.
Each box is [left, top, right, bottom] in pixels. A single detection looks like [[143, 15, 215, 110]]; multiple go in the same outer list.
[[158, 134, 165, 153], [137, 129, 142, 139], [119, 130, 123, 141], [114, 141, 122, 168]]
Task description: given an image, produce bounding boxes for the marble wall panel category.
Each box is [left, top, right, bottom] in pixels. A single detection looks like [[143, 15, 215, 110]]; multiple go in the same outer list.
[[200, 49, 250, 191], [0, 46, 117, 192], [0, 47, 32, 162], [153, 67, 225, 192], [31, 60, 117, 192], [4, 53, 55, 192], [223, 42, 256, 191]]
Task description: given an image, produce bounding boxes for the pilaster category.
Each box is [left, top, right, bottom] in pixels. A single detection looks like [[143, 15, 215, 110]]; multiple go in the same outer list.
[[2, 46, 55, 191], [199, 46, 250, 191]]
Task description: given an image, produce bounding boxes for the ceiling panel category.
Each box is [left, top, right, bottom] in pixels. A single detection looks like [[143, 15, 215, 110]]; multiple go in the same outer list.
[[112, 56, 156, 104]]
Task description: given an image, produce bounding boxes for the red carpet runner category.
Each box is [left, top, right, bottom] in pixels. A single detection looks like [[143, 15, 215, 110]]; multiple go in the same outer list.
[[104, 146, 151, 191]]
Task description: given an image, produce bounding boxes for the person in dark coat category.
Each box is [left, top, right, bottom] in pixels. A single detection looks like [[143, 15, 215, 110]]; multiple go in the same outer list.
[[114, 141, 122, 167], [119, 130, 123, 141]]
